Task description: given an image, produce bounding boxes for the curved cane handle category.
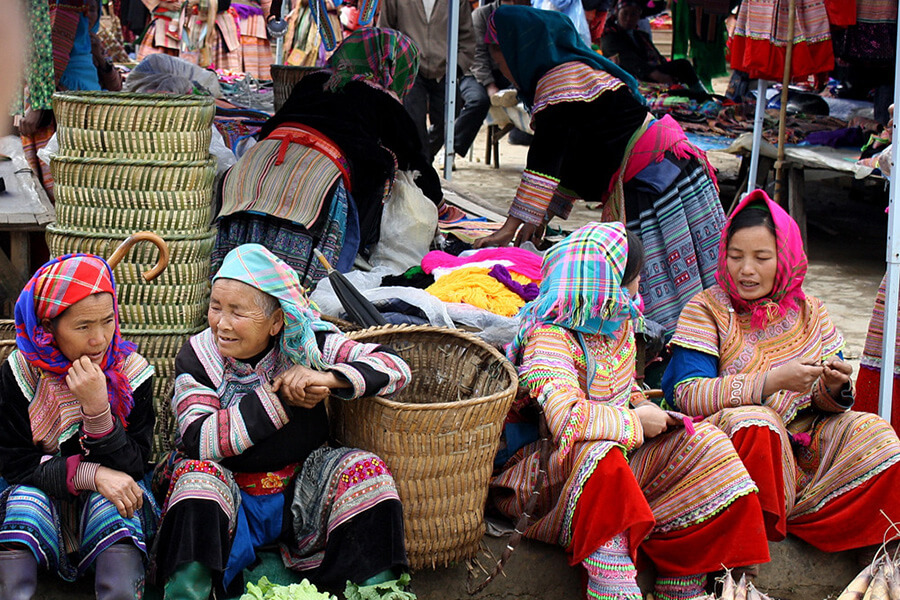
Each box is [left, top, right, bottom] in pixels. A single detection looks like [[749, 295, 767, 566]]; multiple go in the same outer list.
[[107, 232, 170, 282]]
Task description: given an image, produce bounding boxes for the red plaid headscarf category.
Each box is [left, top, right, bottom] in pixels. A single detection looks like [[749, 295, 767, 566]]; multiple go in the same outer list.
[[15, 254, 137, 423]]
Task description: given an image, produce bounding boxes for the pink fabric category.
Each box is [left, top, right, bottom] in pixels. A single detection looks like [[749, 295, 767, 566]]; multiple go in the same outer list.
[[421, 248, 544, 282], [715, 189, 807, 330], [606, 115, 719, 197]]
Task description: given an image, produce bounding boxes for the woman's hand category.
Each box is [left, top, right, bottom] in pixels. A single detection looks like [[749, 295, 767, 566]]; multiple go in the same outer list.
[[822, 358, 852, 397], [764, 360, 824, 395], [473, 216, 523, 249], [95, 466, 143, 519], [634, 404, 677, 439], [66, 356, 110, 415], [18, 108, 44, 137], [272, 365, 348, 409]]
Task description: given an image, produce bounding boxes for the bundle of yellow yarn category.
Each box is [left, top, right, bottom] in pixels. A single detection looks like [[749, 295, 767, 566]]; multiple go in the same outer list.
[[425, 266, 535, 317]]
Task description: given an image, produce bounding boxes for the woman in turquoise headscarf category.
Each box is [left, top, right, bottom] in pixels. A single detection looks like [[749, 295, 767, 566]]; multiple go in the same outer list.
[[474, 6, 725, 342], [492, 222, 769, 600], [152, 244, 415, 599]]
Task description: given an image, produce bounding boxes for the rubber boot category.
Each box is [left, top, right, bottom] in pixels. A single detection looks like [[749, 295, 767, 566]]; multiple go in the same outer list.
[[163, 561, 213, 600], [94, 543, 146, 600], [0, 548, 38, 600]]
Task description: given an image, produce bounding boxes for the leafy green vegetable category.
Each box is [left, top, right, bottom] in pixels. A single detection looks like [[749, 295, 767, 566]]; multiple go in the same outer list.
[[240, 576, 337, 600], [343, 573, 416, 600]]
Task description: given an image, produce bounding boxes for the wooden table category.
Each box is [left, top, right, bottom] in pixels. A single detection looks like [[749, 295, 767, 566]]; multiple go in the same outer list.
[[0, 136, 55, 314], [717, 133, 883, 248]]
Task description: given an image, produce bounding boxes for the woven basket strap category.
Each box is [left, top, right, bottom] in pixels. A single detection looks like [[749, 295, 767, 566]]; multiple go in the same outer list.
[[466, 408, 551, 596]]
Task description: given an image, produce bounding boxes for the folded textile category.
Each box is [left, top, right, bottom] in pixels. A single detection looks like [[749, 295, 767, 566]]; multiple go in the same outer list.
[[425, 266, 533, 317], [489, 264, 539, 302], [421, 247, 543, 281]]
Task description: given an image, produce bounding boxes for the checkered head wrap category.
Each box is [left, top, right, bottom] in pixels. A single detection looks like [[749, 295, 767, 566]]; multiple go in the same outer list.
[[507, 222, 640, 361], [213, 244, 337, 369], [325, 27, 419, 100], [15, 254, 137, 423]]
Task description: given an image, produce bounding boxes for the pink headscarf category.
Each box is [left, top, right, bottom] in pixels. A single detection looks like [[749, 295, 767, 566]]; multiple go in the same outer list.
[[715, 189, 807, 329]]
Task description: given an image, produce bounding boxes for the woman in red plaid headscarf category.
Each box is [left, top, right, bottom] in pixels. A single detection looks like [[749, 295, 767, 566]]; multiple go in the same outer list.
[[0, 253, 159, 598]]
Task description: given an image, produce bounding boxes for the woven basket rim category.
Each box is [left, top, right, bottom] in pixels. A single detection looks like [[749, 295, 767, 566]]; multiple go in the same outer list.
[[53, 91, 215, 108], [46, 224, 216, 242], [50, 155, 216, 168], [345, 324, 517, 412]]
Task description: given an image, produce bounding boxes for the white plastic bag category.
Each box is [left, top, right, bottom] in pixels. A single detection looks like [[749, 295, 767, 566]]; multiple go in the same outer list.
[[369, 170, 438, 274]]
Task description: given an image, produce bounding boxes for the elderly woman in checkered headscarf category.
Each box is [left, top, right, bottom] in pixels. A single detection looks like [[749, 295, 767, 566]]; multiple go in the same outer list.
[[152, 244, 414, 599], [0, 254, 158, 598]]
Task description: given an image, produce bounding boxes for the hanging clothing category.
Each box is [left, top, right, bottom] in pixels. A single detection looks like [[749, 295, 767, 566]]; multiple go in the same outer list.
[[232, 0, 273, 79], [662, 191, 900, 551], [729, 0, 834, 82], [857, 273, 900, 434]]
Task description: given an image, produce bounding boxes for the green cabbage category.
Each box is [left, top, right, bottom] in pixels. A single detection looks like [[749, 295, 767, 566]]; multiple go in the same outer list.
[[240, 576, 337, 600]]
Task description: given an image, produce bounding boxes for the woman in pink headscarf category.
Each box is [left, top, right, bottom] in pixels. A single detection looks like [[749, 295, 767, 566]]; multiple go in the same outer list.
[[662, 190, 900, 566]]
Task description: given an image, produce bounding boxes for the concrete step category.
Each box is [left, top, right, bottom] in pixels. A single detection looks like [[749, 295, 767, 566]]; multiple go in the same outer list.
[[34, 534, 862, 600]]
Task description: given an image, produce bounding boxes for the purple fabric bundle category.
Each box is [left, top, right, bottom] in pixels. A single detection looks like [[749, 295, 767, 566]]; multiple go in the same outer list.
[[489, 264, 539, 302]]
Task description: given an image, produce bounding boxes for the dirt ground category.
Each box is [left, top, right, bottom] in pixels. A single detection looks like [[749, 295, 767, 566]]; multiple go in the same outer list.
[[440, 120, 891, 376]]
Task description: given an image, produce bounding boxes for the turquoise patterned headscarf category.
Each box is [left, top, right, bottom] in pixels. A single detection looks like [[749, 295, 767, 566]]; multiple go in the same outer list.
[[213, 244, 337, 369], [507, 222, 641, 362]]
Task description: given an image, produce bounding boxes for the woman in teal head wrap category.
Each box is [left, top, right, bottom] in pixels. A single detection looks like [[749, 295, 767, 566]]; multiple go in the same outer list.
[[475, 6, 726, 343], [153, 244, 415, 598], [493, 222, 770, 600]]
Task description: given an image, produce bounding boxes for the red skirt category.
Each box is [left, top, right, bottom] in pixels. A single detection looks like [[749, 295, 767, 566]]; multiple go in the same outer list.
[[569, 451, 769, 576]]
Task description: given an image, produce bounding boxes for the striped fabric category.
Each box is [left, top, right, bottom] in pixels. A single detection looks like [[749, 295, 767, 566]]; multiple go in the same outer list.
[[670, 286, 900, 521], [509, 169, 561, 226], [220, 134, 344, 230], [283, 447, 400, 572], [531, 62, 626, 120], [861, 273, 900, 377], [583, 533, 642, 600], [730, 0, 833, 80], [625, 161, 725, 338], [0, 482, 159, 581], [9, 350, 152, 454], [858, 0, 897, 23], [670, 286, 843, 421], [492, 321, 758, 548], [173, 329, 293, 459], [173, 327, 410, 459]]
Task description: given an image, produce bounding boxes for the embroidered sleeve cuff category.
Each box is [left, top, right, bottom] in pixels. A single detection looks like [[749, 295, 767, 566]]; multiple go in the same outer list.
[[811, 378, 853, 413], [81, 405, 115, 438], [73, 461, 100, 492], [329, 364, 366, 399], [623, 408, 644, 450], [509, 169, 560, 225], [548, 186, 578, 220]]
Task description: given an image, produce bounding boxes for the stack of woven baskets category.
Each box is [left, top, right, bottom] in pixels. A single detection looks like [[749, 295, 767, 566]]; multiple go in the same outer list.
[[48, 91, 218, 458]]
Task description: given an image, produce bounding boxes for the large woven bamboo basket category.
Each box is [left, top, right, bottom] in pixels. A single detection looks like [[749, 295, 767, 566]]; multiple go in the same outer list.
[[54, 92, 215, 132], [331, 325, 517, 569], [46, 227, 216, 272], [0, 320, 15, 365], [55, 128, 213, 161], [271, 65, 319, 112], [51, 155, 216, 193], [55, 202, 213, 236]]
